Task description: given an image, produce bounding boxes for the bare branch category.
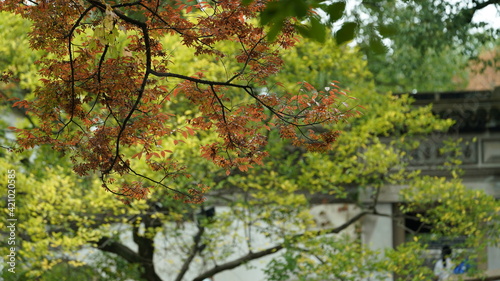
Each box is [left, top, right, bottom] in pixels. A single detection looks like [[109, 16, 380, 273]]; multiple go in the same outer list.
[[175, 225, 206, 281], [96, 236, 148, 264], [192, 210, 370, 281]]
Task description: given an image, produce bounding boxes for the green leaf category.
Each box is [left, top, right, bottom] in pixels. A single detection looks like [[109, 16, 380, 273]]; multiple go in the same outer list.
[[369, 35, 387, 54], [266, 22, 284, 42], [291, 0, 309, 19], [295, 17, 326, 43], [335, 22, 357, 45], [326, 1, 346, 23], [308, 17, 327, 43], [260, 2, 283, 25], [378, 24, 398, 37]]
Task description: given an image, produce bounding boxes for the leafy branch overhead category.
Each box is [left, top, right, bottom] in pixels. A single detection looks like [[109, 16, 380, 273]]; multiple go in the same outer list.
[[247, 0, 498, 59], [2, 0, 362, 202], [243, 0, 359, 46]]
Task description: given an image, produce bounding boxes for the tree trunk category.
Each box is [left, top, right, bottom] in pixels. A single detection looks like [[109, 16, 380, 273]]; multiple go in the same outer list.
[[133, 216, 162, 281]]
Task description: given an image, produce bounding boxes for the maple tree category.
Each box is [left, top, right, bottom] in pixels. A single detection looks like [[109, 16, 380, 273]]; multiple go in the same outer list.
[[2, 14, 499, 281], [1, 0, 361, 202]]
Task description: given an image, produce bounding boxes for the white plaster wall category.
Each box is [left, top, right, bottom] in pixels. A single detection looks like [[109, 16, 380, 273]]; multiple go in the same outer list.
[[361, 203, 393, 281], [361, 204, 393, 250], [309, 203, 360, 235], [488, 246, 500, 270]]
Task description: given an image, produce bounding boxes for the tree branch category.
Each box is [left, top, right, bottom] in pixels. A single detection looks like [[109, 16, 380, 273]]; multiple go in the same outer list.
[[175, 225, 206, 281], [192, 244, 283, 281], [95, 236, 147, 264], [148, 69, 250, 89], [455, 0, 498, 25], [192, 210, 370, 281]]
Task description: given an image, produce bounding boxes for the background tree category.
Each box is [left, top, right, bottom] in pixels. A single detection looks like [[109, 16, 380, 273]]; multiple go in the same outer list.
[[353, 0, 499, 93], [247, 0, 498, 92], [2, 10, 499, 281]]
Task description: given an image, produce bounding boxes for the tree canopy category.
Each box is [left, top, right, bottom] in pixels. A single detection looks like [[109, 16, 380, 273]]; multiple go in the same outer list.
[[2, 0, 498, 202]]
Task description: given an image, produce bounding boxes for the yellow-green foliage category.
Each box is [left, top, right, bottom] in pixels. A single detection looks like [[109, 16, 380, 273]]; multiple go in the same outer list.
[[0, 12, 43, 95], [382, 242, 435, 280], [0, 149, 133, 278], [403, 176, 500, 247], [269, 35, 373, 92]]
